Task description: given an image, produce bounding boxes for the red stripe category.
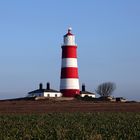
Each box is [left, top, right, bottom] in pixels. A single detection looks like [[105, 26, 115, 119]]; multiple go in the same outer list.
[[60, 89, 80, 97], [61, 67, 79, 78], [62, 46, 77, 58]]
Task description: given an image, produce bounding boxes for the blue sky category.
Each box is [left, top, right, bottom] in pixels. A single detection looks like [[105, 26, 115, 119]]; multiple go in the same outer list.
[[0, 0, 140, 100]]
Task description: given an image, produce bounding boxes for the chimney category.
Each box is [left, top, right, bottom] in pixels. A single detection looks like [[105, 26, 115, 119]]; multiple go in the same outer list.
[[82, 84, 85, 92], [39, 83, 43, 90], [47, 82, 50, 90]]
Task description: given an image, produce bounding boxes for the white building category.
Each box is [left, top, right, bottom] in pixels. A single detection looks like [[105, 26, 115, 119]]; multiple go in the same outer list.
[[80, 84, 96, 98], [28, 83, 62, 98]]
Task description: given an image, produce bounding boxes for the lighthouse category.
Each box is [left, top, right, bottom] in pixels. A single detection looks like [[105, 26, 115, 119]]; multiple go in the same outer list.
[[60, 28, 80, 97]]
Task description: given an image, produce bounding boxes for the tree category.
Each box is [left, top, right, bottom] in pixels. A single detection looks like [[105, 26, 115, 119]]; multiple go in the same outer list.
[[95, 82, 116, 97]]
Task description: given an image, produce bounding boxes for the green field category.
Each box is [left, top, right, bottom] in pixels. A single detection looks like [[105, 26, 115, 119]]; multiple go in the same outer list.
[[0, 113, 140, 140]]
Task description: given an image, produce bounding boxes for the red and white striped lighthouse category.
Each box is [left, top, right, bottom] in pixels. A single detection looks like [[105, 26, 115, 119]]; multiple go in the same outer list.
[[60, 28, 80, 97]]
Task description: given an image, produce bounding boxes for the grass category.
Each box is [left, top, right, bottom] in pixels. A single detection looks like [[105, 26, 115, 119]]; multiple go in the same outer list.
[[0, 113, 140, 140]]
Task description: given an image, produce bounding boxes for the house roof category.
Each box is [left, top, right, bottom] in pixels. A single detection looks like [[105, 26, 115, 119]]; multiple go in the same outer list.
[[80, 91, 95, 95], [28, 88, 60, 94], [44, 89, 60, 93]]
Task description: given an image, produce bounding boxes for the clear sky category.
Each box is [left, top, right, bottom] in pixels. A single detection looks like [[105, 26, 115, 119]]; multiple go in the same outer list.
[[0, 0, 140, 100]]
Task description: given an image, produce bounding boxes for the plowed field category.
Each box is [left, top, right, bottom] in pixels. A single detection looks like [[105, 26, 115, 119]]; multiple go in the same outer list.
[[0, 99, 140, 114]]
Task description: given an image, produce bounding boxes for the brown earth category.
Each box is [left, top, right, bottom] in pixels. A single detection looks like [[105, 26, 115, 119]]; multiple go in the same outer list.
[[0, 99, 140, 114]]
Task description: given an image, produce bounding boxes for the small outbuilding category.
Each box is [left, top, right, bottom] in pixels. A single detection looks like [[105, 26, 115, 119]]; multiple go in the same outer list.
[[28, 83, 62, 98], [115, 97, 127, 102], [80, 84, 95, 98]]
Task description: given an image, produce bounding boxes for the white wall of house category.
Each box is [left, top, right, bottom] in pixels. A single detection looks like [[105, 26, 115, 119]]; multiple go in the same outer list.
[[44, 92, 62, 97], [28, 92, 62, 98], [80, 94, 95, 98]]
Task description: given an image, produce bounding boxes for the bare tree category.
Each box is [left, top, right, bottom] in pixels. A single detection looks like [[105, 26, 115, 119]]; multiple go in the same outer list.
[[96, 82, 116, 97]]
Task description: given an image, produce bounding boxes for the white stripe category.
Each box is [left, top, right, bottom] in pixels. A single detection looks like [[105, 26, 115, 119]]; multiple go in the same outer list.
[[61, 58, 78, 68], [60, 78, 80, 89]]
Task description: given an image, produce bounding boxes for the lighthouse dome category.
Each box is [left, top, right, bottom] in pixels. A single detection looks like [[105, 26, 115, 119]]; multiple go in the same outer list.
[[64, 28, 73, 36]]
